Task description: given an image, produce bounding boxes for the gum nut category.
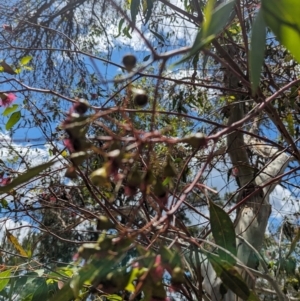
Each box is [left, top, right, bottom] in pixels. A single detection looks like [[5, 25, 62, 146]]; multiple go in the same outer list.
[[133, 89, 148, 107], [74, 99, 89, 114], [122, 54, 137, 71]]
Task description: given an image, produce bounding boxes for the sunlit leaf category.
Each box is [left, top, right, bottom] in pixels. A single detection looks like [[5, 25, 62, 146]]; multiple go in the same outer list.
[[61, 150, 68, 157], [0, 160, 56, 193], [286, 112, 295, 136], [107, 295, 122, 301], [262, 0, 300, 63], [175, 0, 236, 65], [125, 268, 139, 292], [20, 56, 32, 66], [6, 231, 28, 257], [0, 270, 11, 292], [5, 111, 21, 130], [2, 104, 19, 116], [249, 9, 266, 94], [209, 200, 236, 265]]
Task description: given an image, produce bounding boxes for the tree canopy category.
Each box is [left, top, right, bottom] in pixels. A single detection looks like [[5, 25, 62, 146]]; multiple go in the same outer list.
[[0, 0, 299, 300]]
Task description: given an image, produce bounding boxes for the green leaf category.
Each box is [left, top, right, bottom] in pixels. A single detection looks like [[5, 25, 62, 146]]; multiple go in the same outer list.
[[150, 29, 165, 42], [249, 9, 266, 94], [107, 294, 122, 301], [262, 0, 300, 63], [0, 270, 11, 292], [208, 254, 250, 300], [175, 0, 236, 65], [0, 160, 56, 194], [125, 268, 139, 292], [2, 104, 19, 116], [286, 112, 295, 136], [115, 18, 125, 38], [209, 200, 236, 265], [31, 279, 48, 301], [20, 56, 32, 66], [286, 228, 300, 258], [143, 54, 151, 61], [202, 0, 216, 36], [144, 0, 153, 24], [130, 0, 141, 27], [5, 111, 21, 130]]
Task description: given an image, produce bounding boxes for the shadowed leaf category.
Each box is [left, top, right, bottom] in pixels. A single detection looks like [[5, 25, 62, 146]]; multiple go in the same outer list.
[[209, 200, 236, 265]]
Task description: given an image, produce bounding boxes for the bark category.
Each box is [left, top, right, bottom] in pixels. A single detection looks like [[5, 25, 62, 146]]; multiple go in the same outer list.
[[199, 102, 292, 301]]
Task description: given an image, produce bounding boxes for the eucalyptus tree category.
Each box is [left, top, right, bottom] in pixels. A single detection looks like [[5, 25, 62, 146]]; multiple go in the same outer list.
[[0, 0, 299, 301]]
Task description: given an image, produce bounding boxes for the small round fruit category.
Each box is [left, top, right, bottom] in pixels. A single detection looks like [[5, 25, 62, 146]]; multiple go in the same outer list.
[[122, 54, 137, 72], [133, 89, 148, 107], [74, 98, 89, 115]]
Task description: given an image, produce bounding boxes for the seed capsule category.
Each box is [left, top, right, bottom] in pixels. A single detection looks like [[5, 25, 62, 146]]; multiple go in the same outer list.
[[132, 88, 148, 107], [122, 54, 137, 72]]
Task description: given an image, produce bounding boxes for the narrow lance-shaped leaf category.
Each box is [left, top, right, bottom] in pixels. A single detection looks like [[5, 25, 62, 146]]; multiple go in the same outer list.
[[249, 9, 266, 94], [6, 111, 21, 130], [6, 230, 28, 257], [144, 0, 153, 24], [149, 29, 165, 42], [209, 200, 236, 265], [261, 0, 300, 63], [0, 160, 56, 193], [130, 0, 141, 28], [175, 0, 236, 65]]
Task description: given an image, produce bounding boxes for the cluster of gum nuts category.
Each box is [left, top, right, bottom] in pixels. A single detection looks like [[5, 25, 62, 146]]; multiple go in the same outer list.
[[122, 54, 148, 107]]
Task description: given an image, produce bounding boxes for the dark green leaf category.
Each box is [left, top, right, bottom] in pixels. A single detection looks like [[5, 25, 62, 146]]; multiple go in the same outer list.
[[262, 0, 300, 63], [150, 29, 165, 42], [0, 161, 56, 193], [0, 270, 11, 292], [31, 279, 48, 301], [144, 0, 153, 24], [130, 0, 141, 27], [143, 55, 151, 61], [5, 111, 21, 130], [2, 104, 19, 116], [208, 254, 250, 300], [249, 9, 266, 94], [209, 200, 236, 265], [115, 18, 125, 38]]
